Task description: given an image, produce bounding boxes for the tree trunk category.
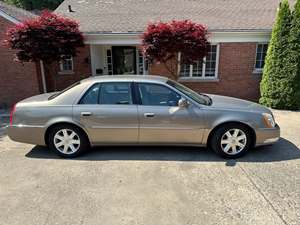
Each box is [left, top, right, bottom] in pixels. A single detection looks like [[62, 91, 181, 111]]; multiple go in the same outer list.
[[163, 55, 180, 80], [43, 61, 59, 92], [39, 60, 47, 93]]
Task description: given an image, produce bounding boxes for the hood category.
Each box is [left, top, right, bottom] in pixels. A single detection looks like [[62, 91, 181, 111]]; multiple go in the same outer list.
[[208, 94, 271, 113], [17, 92, 58, 105]]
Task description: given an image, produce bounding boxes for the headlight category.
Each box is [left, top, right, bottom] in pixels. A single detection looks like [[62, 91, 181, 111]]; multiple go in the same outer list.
[[262, 113, 276, 128]]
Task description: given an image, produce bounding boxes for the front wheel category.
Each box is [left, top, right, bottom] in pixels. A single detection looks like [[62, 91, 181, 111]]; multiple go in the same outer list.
[[48, 125, 89, 158], [210, 124, 253, 158]]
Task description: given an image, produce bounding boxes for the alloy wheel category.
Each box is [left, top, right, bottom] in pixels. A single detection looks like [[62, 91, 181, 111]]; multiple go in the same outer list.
[[220, 128, 247, 155], [53, 129, 81, 154]]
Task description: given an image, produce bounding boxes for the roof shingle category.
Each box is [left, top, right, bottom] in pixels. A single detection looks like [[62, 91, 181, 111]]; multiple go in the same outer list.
[[55, 0, 287, 33]]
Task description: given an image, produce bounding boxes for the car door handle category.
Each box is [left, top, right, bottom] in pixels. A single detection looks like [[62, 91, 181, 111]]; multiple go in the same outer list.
[[144, 113, 155, 118], [81, 112, 92, 116]]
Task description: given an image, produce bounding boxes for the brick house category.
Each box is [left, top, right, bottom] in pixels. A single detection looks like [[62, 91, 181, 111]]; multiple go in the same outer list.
[[53, 0, 279, 102], [0, 2, 40, 108], [1, 0, 282, 107]]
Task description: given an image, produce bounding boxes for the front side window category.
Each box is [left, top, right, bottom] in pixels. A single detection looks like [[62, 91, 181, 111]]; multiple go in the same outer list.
[[255, 43, 268, 71], [99, 82, 132, 105], [138, 83, 181, 106], [60, 56, 73, 72], [180, 45, 218, 79]]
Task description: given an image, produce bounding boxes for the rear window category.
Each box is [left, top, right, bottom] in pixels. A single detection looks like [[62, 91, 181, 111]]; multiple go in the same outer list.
[[48, 82, 81, 100], [79, 84, 100, 104]]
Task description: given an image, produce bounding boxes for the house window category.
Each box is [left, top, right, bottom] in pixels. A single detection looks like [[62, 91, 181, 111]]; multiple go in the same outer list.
[[60, 56, 73, 72], [180, 44, 219, 79], [255, 43, 268, 71]]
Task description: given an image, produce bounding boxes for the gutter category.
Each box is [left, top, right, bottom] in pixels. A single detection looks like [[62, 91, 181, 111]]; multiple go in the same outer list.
[[0, 8, 20, 24], [83, 29, 272, 36]]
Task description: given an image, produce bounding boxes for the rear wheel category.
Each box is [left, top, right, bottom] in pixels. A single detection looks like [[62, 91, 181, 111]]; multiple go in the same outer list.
[[48, 124, 89, 158], [210, 124, 253, 158]]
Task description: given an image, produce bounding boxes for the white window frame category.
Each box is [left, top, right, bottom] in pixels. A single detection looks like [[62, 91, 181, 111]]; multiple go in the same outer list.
[[59, 56, 74, 73], [254, 43, 268, 73], [178, 44, 220, 81], [136, 48, 148, 75]]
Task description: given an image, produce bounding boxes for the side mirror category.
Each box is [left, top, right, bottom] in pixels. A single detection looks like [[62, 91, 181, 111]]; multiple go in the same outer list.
[[178, 98, 189, 108]]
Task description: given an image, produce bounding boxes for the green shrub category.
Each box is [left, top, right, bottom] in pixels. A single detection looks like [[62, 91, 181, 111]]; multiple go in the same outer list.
[[286, 0, 300, 109], [260, 0, 292, 109], [3, 0, 63, 10], [260, 0, 300, 110]]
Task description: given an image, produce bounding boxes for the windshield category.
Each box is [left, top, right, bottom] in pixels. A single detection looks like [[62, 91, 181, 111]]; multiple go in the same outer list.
[[167, 80, 212, 106], [48, 82, 81, 100]]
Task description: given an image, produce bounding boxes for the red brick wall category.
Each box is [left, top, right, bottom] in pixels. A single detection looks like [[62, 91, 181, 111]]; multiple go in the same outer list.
[[0, 17, 40, 108], [150, 43, 262, 102], [45, 45, 92, 91]]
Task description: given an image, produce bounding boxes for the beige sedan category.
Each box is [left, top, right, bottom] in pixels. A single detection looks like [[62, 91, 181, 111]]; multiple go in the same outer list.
[[7, 75, 280, 158]]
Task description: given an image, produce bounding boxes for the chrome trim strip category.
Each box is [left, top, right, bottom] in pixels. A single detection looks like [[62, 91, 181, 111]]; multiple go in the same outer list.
[[10, 124, 44, 128]]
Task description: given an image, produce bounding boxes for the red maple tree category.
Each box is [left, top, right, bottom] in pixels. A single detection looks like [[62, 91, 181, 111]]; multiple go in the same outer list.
[[141, 20, 209, 78], [4, 11, 84, 91]]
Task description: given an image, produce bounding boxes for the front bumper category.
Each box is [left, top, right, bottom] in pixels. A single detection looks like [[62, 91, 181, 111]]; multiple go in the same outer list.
[[255, 124, 280, 146], [7, 125, 46, 146]]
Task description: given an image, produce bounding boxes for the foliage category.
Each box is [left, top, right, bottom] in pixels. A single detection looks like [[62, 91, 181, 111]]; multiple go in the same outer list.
[[141, 20, 209, 77], [286, 0, 300, 109], [259, 0, 298, 109], [4, 10, 84, 63], [2, 0, 63, 10]]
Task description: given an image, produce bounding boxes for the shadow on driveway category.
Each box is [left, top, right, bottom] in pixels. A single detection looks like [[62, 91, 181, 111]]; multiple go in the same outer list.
[[25, 138, 300, 164]]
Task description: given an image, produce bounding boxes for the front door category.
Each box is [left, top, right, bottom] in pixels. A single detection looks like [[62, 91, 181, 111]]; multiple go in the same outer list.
[[112, 46, 137, 75], [136, 83, 205, 144], [73, 82, 138, 144]]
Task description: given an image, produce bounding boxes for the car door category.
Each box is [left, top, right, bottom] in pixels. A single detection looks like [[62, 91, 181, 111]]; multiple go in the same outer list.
[[136, 82, 205, 144], [73, 82, 138, 144]]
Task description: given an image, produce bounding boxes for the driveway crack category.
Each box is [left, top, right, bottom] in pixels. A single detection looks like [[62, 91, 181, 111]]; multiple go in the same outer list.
[[237, 164, 288, 225]]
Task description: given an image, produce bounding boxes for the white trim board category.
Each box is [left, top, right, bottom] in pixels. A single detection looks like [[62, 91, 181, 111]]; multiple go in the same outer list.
[[0, 10, 19, 24], [84, 31, 271, 45]]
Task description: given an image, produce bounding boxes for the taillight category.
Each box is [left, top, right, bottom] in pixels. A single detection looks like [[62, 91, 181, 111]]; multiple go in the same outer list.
[[9, 104, 16, 125]]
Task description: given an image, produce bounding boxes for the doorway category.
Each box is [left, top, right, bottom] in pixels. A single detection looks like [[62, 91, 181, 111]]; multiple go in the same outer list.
[[112, 46, 137, 75]]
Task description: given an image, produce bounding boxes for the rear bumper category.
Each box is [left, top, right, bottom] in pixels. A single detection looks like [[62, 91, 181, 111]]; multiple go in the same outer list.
[[7, 125, 46, 146], [255, 124, 280, 146]]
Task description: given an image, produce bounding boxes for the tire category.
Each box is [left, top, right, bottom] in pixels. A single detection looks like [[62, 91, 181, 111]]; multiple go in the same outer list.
[[48, 124, 90, 158], [210, 124, 253, 159]]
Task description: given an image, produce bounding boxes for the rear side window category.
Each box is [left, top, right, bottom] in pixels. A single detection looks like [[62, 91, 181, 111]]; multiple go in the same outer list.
[[99, 82, 132, 105], [79, 82, 133, 105], [79, 84, 100, 104]]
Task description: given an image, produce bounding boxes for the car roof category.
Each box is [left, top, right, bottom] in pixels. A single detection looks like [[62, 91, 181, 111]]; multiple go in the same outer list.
[[81, 75, 169, 84]]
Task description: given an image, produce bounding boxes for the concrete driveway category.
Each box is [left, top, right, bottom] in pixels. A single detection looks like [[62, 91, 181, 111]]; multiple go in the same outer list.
[[0, 110, 299, 225]]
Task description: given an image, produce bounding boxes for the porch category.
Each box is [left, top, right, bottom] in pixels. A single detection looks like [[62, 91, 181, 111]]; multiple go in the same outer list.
[[90, 44, 148, 76]]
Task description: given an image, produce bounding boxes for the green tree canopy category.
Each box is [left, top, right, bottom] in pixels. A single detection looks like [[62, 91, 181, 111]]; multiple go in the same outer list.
[[2, 0, 63, 10], [259, 0, 298, 109], [286, 0, 300, 109]]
